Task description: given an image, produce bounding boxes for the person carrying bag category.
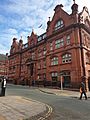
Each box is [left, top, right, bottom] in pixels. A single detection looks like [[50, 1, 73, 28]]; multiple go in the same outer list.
[[79, 81, 87, 100]]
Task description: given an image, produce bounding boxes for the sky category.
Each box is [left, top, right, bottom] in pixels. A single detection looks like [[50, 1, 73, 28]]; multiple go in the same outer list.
[[0, 0, 90, 55]]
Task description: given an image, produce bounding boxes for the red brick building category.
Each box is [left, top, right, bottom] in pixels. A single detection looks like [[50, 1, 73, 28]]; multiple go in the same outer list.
[[8, 2, 90, 89], [0, 54, 8, 77]]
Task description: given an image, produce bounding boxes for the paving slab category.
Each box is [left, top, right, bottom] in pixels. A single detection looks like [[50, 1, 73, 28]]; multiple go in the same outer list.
[[0, 96, 46, 120]]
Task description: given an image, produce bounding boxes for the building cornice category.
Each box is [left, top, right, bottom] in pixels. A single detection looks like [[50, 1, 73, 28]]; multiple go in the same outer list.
[[8, 23, 90, 58]]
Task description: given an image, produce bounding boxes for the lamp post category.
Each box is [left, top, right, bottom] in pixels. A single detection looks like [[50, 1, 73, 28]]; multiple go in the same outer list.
[[60, 75, 63, 90], [59, 72, 63, 90], [29, 62, 34, 86]]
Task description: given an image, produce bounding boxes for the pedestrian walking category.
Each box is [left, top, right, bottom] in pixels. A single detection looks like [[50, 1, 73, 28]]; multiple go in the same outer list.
[[79, 81, 87, 100]]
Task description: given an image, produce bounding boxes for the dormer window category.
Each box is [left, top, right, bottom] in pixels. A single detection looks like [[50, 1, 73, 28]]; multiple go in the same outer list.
[[55, 19, 64, 31]]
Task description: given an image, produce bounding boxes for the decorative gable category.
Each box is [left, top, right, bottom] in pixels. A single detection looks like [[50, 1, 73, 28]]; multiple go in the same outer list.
[[28, 30, 37, 47], [46, 4, 71, 36], [79, 6, 90, 28]]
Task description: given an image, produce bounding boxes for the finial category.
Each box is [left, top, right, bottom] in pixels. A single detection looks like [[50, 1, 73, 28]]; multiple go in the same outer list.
[[48, 17, 50, 21], [73, 0, 75, 4], [60, 4, 63, 8], [6, 53, 8, 56], [28, 32, 30, 36], [21, 35, 22, 40], [31, 28, 35, 35], [32, 28, 34, 32]]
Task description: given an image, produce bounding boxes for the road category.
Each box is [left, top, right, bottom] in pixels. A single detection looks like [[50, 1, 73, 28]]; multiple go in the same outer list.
[[6, 84, 90, 120]]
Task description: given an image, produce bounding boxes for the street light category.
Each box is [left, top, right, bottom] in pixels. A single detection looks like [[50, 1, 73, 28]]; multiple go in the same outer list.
[[60, 76, 63, 90], [60, 72, 63, 90]]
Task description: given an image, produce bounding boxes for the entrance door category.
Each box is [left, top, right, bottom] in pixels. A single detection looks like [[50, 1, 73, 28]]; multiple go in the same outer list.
[[52, 76, 58, 86], [63, 75, 71, 87], [60, 71, 71, 88]]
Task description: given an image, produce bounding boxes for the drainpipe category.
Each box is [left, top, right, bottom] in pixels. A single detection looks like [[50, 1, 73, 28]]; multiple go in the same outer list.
[[19, 52, 22, 84], [79, 25, 86, 77], [79, 24, 88, 91]]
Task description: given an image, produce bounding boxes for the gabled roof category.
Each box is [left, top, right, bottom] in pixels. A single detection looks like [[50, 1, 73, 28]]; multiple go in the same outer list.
[[79, 6, 90, 27], [46, 4, 71, 36]]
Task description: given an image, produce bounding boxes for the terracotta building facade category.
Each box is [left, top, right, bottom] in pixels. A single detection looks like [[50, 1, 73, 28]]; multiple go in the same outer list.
[[0, 54, 8, 78], [8, 2, 90, 90]]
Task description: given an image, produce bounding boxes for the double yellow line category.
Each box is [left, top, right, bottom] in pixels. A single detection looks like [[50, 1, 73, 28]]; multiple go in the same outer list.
[[38, 104, 53, 120]]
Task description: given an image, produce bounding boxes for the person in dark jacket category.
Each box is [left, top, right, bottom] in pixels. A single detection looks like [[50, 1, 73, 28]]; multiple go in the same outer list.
[[1, 78, 6, 96], [79, 81, 87, 100]]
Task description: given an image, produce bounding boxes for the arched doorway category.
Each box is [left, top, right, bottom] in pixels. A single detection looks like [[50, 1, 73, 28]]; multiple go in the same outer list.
[[26, 58, 36, 86]]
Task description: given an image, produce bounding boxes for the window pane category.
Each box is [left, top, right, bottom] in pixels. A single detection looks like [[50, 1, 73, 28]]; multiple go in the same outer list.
[[55, 38, 64, 49], [50, 42, 53, 50], [55, 19, 64, 31], [51, 57, 58, 65], [62, 53, 71, 63], [66, 35, 70, 45]]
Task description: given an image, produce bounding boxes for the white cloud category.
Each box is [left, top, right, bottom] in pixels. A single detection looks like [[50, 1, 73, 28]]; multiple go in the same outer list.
[[0, 0, 90, 54], [4, 0, 34, 15], [0, 28, 18, 54], [0, 43, 9, 55], [19, 31, 30, 43], [2, 28, 18, 35], [76, 0, 90, 12], [19, 15, 36, 28], [34, 28, 45, 36], [0, 15, 6, 23]]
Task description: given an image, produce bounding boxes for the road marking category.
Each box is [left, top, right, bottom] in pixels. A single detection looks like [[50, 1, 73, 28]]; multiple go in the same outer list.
[[38, 104, 53, 120], [22, 97, 53, 120]]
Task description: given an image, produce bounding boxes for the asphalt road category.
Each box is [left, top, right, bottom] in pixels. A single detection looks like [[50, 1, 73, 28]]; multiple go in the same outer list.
[[6, 84, 90, 120]]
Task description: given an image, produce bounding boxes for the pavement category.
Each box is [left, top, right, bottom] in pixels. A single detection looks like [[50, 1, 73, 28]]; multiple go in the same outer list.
[[0, 87, 90, 120], [0, 96, 47, 120], [38, 87, 90, 98]]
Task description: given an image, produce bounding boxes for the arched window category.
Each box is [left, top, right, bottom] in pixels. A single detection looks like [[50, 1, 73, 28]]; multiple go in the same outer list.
[[62, 53, 71, 63], [55, 19, 64, 31]]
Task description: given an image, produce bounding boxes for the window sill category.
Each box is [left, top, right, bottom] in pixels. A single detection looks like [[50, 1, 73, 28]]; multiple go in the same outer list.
[[60, 62, 72, 65], [49, 65, 58, 67], [86, 62, 90, 65]]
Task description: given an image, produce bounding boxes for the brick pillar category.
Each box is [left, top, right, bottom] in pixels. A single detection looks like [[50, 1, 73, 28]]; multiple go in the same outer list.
[[86, 78, 89, 92]]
